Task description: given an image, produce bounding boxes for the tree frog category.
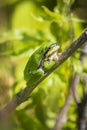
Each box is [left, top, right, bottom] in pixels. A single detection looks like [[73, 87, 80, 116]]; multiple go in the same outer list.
[[24, 42, 61, 86]]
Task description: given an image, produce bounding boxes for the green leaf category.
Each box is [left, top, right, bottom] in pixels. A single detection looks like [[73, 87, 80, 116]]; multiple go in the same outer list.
[[41, 6, 61, 21], [16, 110, 46, 130], [50, 21, 60, 40]]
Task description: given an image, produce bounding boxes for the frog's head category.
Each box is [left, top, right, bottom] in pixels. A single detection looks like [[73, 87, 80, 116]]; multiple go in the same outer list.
[[46, 42, 60, 56]]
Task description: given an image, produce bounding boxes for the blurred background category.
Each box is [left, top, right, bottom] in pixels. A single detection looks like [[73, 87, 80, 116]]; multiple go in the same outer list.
[[0, 0, 87, 130]]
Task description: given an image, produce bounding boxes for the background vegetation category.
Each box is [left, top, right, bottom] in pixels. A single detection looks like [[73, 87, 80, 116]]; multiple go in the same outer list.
[[0, 0, 87, 130]]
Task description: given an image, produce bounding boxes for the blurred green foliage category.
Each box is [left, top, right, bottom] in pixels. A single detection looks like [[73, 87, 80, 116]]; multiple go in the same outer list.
[[0, 0, 86, 130]]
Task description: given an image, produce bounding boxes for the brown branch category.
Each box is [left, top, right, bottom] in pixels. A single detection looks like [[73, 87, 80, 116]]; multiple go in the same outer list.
[[0, 29, 87, 120]]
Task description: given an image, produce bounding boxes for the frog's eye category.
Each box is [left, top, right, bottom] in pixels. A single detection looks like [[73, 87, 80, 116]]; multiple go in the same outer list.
[[44, 44, 55, 55]]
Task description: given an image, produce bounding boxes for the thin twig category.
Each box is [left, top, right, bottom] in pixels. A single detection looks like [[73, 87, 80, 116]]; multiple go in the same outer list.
[[0, 29, 87, 120], [76, 42, 87, 130], [53, 86, 72, 130], [53, 72, 80, 130], [77, 94, 87, 130]]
